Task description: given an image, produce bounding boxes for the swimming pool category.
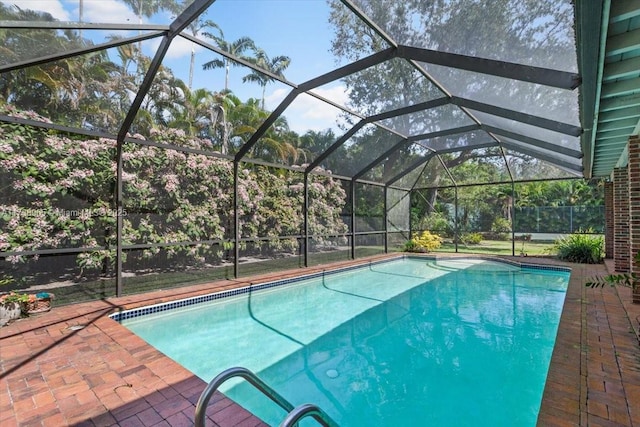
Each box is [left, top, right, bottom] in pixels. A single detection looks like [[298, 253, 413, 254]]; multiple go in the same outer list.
[[116, 257, 570, 426]]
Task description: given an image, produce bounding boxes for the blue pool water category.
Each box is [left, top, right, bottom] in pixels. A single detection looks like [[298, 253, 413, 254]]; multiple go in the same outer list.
[[120, 257, 570, 426]]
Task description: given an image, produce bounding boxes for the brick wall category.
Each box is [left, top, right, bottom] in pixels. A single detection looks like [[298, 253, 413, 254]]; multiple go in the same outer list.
[[614, 166, 630, 272], [628, 135, 640, 275], [604, 181, 614, 259]]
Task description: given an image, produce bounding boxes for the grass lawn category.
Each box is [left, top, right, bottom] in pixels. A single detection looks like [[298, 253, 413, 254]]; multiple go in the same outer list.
[[435, 239, 557, 256]]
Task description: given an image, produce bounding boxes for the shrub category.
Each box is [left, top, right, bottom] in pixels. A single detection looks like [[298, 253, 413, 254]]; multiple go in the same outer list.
[[487, 217, 511, 240], [455, 232, 483, 245], [515, 234, 532, 241], [403, 240, 421, 252], [553, 232, 604, 264], [416, 212, 452, 236], [483, 231, 509, 241], [404, 231, 443, 253], [491, 217, 511, 233]]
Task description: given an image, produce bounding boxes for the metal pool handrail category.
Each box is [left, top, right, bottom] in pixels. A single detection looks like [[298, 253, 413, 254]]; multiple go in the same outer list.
[[279, 403, 340, 427], [194, 366, 339, 427]]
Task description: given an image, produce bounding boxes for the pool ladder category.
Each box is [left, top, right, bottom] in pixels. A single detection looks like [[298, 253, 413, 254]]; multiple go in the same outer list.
[[194, 366, 340, 427]]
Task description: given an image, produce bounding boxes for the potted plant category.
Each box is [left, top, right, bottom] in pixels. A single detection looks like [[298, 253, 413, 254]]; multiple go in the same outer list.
[[22, 292, 55, 314], [0, 277, 27, 326], [0, 277, 55, 326]]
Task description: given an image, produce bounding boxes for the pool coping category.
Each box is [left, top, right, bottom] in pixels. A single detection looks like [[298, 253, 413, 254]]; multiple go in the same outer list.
[[1, 253, 638, 426]]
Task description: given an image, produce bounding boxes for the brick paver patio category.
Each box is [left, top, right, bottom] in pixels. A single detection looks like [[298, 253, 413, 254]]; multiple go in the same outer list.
[[1, 254, 639, 426]]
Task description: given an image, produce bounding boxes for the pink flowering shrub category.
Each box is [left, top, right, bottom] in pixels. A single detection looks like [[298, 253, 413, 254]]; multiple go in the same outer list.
[[0, 107, 349, 277]]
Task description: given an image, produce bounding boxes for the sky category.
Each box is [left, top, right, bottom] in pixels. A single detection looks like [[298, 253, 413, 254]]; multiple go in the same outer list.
[[2, 0, 352, 134]]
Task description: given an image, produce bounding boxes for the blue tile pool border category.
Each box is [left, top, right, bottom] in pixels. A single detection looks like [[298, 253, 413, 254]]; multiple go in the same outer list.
[[109, 255, 571, 323]]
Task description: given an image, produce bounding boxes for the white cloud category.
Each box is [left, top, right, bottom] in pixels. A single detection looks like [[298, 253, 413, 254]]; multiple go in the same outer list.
[[265, 85, 351, 134], [2, 0, 71, 21], [264, 88, 290, 110], [2, 0, 143, 24], [148, 35, 204, 60], [76, 0, 139, 24], [310, 85, 351, 109]]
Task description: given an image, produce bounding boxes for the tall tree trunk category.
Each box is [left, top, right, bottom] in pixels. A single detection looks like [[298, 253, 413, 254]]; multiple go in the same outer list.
[[189, 44, 195, 89]]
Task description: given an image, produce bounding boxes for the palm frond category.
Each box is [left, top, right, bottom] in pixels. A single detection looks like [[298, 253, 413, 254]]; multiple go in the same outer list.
[[202, 58, 226, 70]]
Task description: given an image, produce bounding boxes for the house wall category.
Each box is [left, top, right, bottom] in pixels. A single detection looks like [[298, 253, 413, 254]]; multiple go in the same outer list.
[[613, 165, 630, 272], [628, 135, 640, 276], [610, 136, 640, 276], [604, 181, 614, 258]]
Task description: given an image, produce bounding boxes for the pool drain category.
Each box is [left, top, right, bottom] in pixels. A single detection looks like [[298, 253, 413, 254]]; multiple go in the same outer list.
[[326, 369, 339, 378]]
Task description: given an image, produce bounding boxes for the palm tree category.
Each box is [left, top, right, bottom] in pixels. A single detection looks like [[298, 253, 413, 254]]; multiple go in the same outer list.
[[167, 87, 216, 136], [217, 96, 296, 160], [201, 24, 255, 92], [0, 4, 127, 127], [114, 40, 139, 77], [121, 0, 169, 24], [300, 129, 337, 158], [163, 0, 217, 89], [121, 0, 171, 69], [135, 59, 189, 134], [208, 91, 242, 154], [242, 48, 291, 109], [261, 115, 303, 163]]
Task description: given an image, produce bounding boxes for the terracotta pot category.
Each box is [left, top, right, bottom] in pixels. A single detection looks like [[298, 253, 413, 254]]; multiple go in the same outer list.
[[23, 297, 52, 314]]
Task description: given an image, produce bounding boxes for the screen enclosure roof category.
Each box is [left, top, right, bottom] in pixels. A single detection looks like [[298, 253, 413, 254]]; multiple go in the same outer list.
[[0, 0, 638, 190]]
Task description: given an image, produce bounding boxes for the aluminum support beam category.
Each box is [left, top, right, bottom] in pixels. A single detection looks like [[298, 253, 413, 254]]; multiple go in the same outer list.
[[351, 183, 356, 259], [366, 97, 450, 122], [113, 0, 216, 295], [234, 89, 300, 161], [353, 125, 482, 181], [452, 97, 583, 136], [0, 32, 164, 73], [234, 161, 239, 278], [385, 154, 434, 186], [305, 121, 367, 173], [398, 45, 581, 90], [407, 124, 481, 142], [303, 174, 309, 267], [482, 125, 583, 158], [511, 182, 516, 256], [383, 186, 388, 253], [422, 141, 497, 155], [352, 138, 409, 181], [299, 48, 397, 91], [499, 141, 584, 173], [0, 20, 168, 30]]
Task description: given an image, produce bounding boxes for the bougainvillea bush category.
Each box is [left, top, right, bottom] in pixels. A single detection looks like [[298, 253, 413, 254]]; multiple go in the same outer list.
[[0, 106, 348, 281]]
